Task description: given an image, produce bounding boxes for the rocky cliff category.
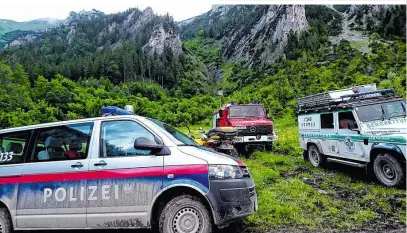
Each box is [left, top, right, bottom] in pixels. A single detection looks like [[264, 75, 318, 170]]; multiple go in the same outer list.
[[62, 9, 105, 26], [180, 4, 405, 66], [4, 8, 183, 56], [222, 5, 309, 66], [180, 5, 309, 66]]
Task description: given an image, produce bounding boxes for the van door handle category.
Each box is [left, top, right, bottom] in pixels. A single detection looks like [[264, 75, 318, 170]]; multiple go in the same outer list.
[[71, 162, 84, 168], [94, 161, 107, 166]]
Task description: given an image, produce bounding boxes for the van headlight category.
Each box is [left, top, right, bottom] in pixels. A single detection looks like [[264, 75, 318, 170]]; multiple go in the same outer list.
[[209, 165, 243, 179]]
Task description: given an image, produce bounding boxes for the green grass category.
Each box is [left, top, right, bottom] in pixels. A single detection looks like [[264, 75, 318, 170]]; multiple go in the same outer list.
[[243, 152, 406, 232], [180, 117, 406, 232]]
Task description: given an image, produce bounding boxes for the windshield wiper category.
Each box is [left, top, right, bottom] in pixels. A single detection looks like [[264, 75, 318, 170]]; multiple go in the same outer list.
[[380, 105, 387, 121]]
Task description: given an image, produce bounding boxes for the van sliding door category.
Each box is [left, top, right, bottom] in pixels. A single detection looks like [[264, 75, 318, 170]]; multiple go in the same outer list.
[[16, 122, 94, 229]]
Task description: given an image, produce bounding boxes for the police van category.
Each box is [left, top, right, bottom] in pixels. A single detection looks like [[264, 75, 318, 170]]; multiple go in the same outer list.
[[297, 84, 406, 187], [0, 106, 257, 233]]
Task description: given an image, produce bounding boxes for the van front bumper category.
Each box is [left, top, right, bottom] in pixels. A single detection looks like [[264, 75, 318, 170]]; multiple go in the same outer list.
[[206, 178, 258, 226]]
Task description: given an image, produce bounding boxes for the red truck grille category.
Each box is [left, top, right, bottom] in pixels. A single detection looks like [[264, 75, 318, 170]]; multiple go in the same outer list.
[[238, 126, 272, 136]]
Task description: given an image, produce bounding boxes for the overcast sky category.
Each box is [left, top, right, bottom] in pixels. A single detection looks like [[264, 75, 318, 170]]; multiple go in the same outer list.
[[0, 0, 216, 22], [1, 0, 405, 22]]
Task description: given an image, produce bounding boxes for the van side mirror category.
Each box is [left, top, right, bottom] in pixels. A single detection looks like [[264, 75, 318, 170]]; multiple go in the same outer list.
[[267, 113, 271, 119], [218, 110, 223, 118], [134, 137, 163, 153]]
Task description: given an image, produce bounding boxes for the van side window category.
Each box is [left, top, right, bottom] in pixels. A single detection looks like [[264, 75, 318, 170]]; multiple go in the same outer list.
[[100, 120, 158, 157], [320, 113, 334, 129], [30, 123, 94, 162], [338, 112, 358, 129], [0, 131, 32, 165]]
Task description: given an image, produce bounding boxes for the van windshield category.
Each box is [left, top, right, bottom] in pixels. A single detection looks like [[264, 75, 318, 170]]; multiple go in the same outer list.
[[149, 119, 200, 146], [229, 105, 265, 118], [355, 101, 406, 122]]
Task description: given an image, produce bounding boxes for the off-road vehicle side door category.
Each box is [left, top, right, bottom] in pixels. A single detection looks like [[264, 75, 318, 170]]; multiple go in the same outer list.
[[336, 111, 366, 160]]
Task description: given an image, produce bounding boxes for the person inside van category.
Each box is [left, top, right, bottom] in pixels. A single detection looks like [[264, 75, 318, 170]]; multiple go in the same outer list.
[[64, 141, 84, 159], [339, 112, 359, 129], [38, 136, 64, 161]]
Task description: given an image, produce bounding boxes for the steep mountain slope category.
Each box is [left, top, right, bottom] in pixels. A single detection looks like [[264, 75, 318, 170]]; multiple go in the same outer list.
[[180, 4, 406, 67], [180, 5, 309, 66], [0, 8, 208, 94], [0, 18, 60, 46]]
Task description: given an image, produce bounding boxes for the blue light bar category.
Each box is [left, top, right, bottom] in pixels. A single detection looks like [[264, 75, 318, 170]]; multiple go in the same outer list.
[[231, 100, 236, 105], [102, 106, 133, 116], [253, 99, 259, 104]]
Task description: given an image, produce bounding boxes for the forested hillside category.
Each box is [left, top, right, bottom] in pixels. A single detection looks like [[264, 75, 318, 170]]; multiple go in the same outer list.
[[0, 4, 405, 129], [0, 18, 60, 46]]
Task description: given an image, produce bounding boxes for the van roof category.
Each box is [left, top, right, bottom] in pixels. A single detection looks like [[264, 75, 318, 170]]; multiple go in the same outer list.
[[0, 115, 145, 135]]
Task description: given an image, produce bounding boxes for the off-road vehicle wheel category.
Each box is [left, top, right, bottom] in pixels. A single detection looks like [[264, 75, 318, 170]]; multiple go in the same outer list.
[[159, 195, 212, 233], [373, 153, 404, 187], [0, 208, 12, 233], [308, 145, 325, 167]]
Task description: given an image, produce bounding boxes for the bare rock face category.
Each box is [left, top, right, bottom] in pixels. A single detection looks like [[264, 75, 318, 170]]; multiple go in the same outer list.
[[209, 5, 234, 17], [345, 5, 390, 30], [222, 5, 309, 66], [67, 26, 76, 44], [143, 23, 182, 56], [63, 9, 104, 26], [61, 7, 183, 56], [5, 34, 38, 48]]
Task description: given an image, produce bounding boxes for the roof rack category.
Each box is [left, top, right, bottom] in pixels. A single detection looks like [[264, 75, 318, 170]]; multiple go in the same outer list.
[[296, 84, 396, 114]]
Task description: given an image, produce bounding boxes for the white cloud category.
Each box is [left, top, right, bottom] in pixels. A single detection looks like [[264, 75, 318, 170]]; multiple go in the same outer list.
[[0, 0, 215, 22]]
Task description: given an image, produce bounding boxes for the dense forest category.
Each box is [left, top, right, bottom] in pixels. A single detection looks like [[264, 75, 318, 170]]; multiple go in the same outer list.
[[0, 5, 405, 129]]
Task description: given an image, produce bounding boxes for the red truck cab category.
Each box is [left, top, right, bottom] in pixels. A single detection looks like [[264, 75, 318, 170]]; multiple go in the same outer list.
[[213, 101, 278, 153]]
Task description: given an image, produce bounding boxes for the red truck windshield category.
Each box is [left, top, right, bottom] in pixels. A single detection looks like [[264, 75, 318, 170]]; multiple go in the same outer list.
[[229, 105, 265, 118]]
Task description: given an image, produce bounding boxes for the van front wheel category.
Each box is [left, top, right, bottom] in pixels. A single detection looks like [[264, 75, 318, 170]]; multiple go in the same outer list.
[[159, 195, 212, 233], [308, 145, 325, 167], [0, 208, 12, 233], [373, 153, 404, 187]]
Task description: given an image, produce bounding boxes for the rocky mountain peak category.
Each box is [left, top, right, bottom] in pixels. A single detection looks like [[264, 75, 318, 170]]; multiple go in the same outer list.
[[209, 5, 234, 17], [143, 7, 154, 16], [143, 22, 182, 56], [63, 9, 105, 26]]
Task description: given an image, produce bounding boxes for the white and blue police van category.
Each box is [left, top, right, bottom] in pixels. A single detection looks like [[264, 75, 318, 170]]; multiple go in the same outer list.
[[0, 106, 257, 233], [297, 84, 406, 187]]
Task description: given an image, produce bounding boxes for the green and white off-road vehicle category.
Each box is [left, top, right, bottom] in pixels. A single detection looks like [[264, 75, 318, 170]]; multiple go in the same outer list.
[[297, 84, 406, 187]]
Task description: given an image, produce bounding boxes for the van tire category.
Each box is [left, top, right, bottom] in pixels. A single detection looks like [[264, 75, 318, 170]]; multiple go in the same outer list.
[[159, 195, 212, 233], [0, 208, 12, 233], [373, 153, 404, 187], [308, 145, 325, 167]]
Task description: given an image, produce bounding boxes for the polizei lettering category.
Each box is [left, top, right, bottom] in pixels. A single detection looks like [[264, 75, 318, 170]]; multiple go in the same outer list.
[[44, 185, 119, 202]]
